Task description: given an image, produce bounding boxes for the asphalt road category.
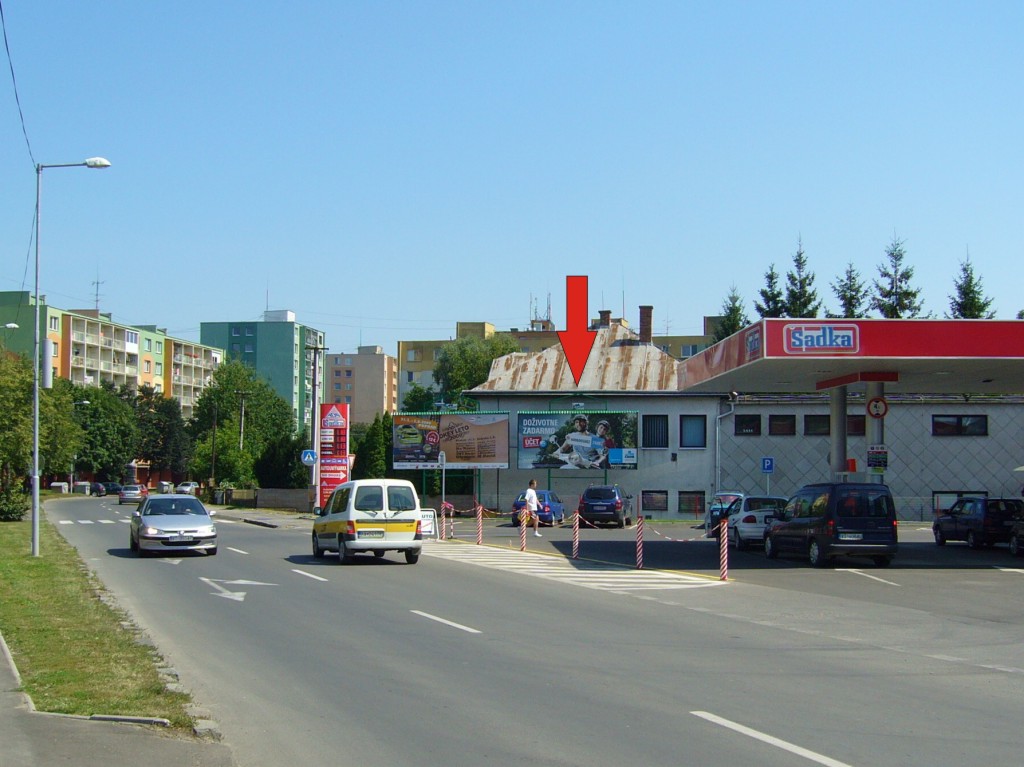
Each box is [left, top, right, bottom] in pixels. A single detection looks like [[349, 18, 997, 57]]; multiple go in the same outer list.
[[48, 498, 1024, 767]]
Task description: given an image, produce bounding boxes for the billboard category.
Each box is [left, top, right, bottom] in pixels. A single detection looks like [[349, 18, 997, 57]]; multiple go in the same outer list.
[[517, 411, 638, 470], [392, 412, 509, 470]]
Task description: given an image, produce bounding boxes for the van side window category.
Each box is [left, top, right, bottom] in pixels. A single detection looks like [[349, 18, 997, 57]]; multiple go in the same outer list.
[[355, 487, 384, 511], [387, 486, 417, 511], [810, 493, 829, 518], [327, 487, 349, 514]]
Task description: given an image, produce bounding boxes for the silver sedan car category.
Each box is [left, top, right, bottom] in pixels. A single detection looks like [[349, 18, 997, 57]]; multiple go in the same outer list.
[[129, 494, 217, 557]]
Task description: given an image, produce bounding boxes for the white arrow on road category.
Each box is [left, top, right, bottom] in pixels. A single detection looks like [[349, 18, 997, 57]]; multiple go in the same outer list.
[[199, 577, 278, 602]]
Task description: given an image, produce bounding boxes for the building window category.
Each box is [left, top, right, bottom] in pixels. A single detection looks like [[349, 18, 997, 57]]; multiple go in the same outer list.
[[642, 414, 669, 448], [334, 383, 341, 390], [126, 330, 138, 345], [805, 415, 828, 435], [847, 415, 866, 436], [144, 361, 151, 373], [641, 491, 669, 512], [678, 491, 705, 517], [244, 344, 254, 353], [932, 415, 988, 436], [345, 357, 352, 365], [768, 415, 796, 436], [144, 339, 152, 352], [407, 350, 420, 362], [334, 369, 341, 377], [345, 369, 352, 377], [245, 327, 254, 336], [679, 415, 707, 448], [155, 363, 163, 375], [155, 341, 163, 354], [407, 372, 414, 383], [231, 327, 240, 337], [345, 396, 352, 404], [52, 342, 59, 357], [49, 316, 59, 331], [345, 384, 352, 391], [735, 414, 761, 436], [231, 343, 241, 354]]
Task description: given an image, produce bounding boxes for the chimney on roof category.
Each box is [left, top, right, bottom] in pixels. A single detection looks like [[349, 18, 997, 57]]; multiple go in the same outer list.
[[599, 310, 611, 328], [639, 305, 653, 344]]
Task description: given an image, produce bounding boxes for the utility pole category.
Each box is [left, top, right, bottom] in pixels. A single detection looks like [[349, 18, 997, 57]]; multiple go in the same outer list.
[[235, 390, 249, 450]]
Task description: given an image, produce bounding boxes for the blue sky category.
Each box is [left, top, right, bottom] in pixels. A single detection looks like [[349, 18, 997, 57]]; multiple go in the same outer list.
[[2, 2, 1022, 354]]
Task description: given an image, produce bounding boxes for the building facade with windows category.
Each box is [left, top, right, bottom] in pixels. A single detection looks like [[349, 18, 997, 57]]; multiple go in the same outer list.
[[200, 310, 324, 434], [0, 291, 221, 420], [325, 345, 399, 425]]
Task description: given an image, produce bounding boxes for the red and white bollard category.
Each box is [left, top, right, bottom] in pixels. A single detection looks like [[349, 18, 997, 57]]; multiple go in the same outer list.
[[440, 503, 447, 541], [572, 502, 580, 560], [520, 512, 528, 552], [475, 500, 483, 545], [719, 518, 729, 581], [635, 513, 644, 569]]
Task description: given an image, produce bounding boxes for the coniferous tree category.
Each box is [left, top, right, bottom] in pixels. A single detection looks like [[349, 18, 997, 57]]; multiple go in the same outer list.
[[947, 255, 995, 318], [783, 238, 821, 318], [713, 285, 750, 342], [871, 235, 924, 317], [828, 262, 869, 318], [754, 264, 786, 318]]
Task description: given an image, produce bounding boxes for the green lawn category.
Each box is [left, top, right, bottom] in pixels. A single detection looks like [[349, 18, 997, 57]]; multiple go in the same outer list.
[[0, 514, 193, 729]]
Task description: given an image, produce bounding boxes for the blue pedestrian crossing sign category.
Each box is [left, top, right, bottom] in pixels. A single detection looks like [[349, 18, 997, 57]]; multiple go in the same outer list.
[[301, 449, 317, 466], [761, 457, 775, 474]]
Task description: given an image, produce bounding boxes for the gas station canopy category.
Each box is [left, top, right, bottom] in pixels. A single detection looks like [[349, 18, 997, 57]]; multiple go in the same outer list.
[[681, 319, 1024, 395]]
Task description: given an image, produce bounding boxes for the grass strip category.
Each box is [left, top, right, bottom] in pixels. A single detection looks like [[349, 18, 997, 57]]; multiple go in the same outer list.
[[0, 515, 193, 729]]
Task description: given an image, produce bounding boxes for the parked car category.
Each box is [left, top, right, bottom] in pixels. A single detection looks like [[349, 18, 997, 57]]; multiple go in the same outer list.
[[89, 482, 107, 497], [129, 494, 217, 557], [705, 491, 744, 536], [102, 482, 122, 495], [726, 495, 788, 550], [764, 482, 898, 567], [578, 485, 632, 528], [176, 481, 200, 495], [511, 490, 565, 526], [933, 497, 1023, 549], [118, 484, 148, 505]]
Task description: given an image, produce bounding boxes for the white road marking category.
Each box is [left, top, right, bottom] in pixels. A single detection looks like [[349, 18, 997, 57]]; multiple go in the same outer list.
[[59, 520, 73, 525], [227, 547, 249, 555], [995, 567, 1024, 574], [411, 610, 481, 634], [78, 520, 95, 525], [98, 519, 115, 524], [835, 568, 899, 586], [691, 711, 855, 767], [292, 569, 328, 582], [200, 577, 246, 602]]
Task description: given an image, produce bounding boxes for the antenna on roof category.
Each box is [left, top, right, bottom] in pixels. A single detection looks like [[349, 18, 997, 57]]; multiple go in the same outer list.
[[92, 271, 104, 311]]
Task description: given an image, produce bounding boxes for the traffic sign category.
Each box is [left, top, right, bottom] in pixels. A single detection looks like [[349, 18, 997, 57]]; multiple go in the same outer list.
[[867, 397, 888, 419], [761, 457, 775, 474], [301, 449, 317, 466]]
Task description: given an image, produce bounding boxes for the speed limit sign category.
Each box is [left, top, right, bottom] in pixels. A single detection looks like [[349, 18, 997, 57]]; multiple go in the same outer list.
[[867, 397, 888, 419]]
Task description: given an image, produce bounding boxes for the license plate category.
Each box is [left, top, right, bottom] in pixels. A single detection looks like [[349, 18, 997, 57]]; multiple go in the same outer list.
[[592, 505, 607, 512], [170, 535, 194, 543], [838, 533, 863, 541], [359, 530, 385, 539]]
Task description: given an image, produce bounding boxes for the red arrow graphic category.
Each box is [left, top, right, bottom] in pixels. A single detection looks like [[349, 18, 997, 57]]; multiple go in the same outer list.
[[557, 275, 597, 386]]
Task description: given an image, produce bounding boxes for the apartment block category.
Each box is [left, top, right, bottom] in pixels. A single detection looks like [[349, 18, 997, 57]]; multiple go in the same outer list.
[[325, 346, 399, 425]]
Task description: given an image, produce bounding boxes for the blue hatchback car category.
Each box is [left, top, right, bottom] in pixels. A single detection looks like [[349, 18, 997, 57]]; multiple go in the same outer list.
[[511, 490, 565, 526]]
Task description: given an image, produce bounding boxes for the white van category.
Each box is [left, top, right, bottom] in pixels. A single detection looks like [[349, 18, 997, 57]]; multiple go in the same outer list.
[[312, 479, 423, 564]]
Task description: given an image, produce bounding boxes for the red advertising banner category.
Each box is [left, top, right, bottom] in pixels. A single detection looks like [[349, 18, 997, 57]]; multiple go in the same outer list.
[[318, 403, 351, 507]]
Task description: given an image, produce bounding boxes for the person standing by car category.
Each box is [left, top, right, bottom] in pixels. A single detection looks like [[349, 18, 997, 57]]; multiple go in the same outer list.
[[524, 479, 542, 537]]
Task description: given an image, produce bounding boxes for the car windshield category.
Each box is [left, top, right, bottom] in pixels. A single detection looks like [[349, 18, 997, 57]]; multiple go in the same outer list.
[[143, 498, 208, 516], [747, 498, 786, 511]]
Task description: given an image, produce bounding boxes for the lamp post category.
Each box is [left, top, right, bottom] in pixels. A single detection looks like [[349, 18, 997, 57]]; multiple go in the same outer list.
[[32, 157, 110, 556]]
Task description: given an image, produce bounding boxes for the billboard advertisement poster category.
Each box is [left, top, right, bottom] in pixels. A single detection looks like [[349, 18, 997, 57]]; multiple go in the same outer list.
[[517, 412, 638, 470], [392, 412, 510, 470], [318, 403, 350, 506]]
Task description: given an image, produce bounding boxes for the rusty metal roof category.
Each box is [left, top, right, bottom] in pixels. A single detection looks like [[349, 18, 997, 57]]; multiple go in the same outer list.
[[471, 324, 684, 393]]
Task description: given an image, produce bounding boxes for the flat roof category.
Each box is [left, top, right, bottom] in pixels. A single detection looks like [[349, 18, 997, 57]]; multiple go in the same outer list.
[[680, 319, 1024, 395]]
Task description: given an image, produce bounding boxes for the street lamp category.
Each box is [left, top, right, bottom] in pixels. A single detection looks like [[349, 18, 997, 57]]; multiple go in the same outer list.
[[32, 157, 110, 556]]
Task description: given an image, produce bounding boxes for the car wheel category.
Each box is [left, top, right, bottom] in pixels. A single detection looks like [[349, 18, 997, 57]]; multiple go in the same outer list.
[[764, 535, 778, 559], [129, 533, 137, 552], [733, 529, 747, 551], [616, 516, 625, 529], [1010, 535, 1022, 557], [208, 547, 218, 556], [405, 549, 420, 565], [967, 530, 981, 550], [873, 556, 891, 567], [373, 550, 385, 558], [933, 528, 946, 546], [312, 533, 324, 558], [808, 539, 828, 568], [338, 540, 354, 564]]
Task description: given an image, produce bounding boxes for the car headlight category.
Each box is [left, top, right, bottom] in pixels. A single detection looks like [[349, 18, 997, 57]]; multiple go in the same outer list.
[[143, 526, 162, 535], [199, 526, 216, 535]]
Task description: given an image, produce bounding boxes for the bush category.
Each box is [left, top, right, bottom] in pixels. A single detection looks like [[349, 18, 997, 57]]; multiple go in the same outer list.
[[0, 484, 29, 522]]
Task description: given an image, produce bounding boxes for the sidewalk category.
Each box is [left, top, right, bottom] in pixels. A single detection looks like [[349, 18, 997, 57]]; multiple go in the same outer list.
[[0, 631, 235, 767]]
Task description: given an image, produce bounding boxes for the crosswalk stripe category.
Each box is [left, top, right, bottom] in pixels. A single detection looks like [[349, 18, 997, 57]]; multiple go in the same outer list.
[[422, 541, 720, 593]]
